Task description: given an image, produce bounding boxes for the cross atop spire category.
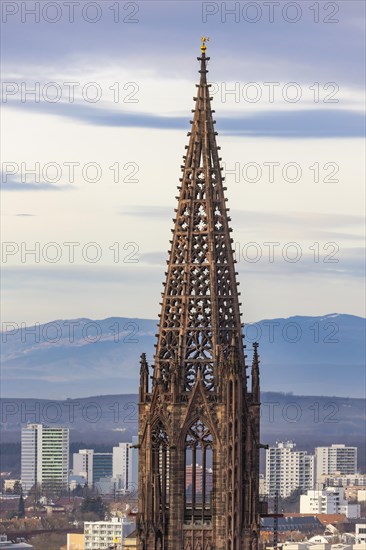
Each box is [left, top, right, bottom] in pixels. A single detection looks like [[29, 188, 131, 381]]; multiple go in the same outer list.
[[154, 49, 246, 393]]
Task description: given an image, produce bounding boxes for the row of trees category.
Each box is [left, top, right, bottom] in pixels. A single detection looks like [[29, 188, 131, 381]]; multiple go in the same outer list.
[[6, 493, 109, 521]]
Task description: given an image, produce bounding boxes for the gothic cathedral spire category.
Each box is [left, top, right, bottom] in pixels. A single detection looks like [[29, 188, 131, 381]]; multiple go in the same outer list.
[[137, 41, 261, 550]]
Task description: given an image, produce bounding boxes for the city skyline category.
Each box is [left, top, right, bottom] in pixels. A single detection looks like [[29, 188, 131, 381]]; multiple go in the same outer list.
[[7, 424, 366, 548], [1, 3, 365, 549]]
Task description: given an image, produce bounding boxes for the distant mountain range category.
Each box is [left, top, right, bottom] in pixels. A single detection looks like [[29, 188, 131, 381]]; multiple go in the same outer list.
[[1, 314, 365, 399]]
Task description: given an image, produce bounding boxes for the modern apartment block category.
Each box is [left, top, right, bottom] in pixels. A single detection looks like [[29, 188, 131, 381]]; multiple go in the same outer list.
[[21, 424, 69, 492], [72, 450, 112, 487], [315, 444, 358, 483], [266, 441, 315, 498], [92, 453, 113, 483], [300, 487, 361, 518], [185, 464, 213, 496], [72, 449, 94, 485], [319, 473, 366, 488], [112, 437, 138, 493], [84, 516, 135, 550]]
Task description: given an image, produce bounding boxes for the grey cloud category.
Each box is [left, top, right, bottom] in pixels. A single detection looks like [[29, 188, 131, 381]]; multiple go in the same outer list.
[[1, 175, 74, 192], [4, 100, 365, 138], [140, 248, 365, 279], [1, 246, 364, 294], [236, 248, 365, 279], [1, 265, 162, 287], [229, 210, 364, 230], [141, 251, 167, 266], [15, 213, 37, 217], [120, 206, 363, 229], [119, 205, 171, 219], [1, 1, 364, 86]]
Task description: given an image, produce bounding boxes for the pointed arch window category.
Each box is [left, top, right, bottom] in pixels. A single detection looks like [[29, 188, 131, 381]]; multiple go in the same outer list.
[[151, 422, 170, 515], [185, 419, 213, 524]]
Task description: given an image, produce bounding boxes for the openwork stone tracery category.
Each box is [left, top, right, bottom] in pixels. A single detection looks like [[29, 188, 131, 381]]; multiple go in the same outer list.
[[137, 43, 261, 550]]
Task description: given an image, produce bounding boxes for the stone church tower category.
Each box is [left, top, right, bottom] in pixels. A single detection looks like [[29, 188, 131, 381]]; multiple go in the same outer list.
[[137, 40, 261, 550]]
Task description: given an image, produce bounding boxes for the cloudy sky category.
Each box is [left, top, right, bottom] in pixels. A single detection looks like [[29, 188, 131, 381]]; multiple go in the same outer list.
[[1, 0, 365, 325]]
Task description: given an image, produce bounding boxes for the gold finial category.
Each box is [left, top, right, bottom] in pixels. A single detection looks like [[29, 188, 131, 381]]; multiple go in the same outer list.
[[201, 36, 210, 54]]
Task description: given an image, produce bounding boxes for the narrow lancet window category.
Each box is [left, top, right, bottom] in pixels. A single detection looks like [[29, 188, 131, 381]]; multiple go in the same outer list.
[[151, 422, 170, 517], [184, 420, 213, 524]]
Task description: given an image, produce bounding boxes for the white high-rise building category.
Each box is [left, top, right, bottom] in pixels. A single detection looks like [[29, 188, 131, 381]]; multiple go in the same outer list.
[[300, 487, 361, 518], [315, 444, 357, 484], [112, 436, 138, 493], [21, 424, 69, 492], [84, 516, 135, 550], [72, 449, 94, 485], [265, 441, 315, 498], [72, 449, 113, 488]]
